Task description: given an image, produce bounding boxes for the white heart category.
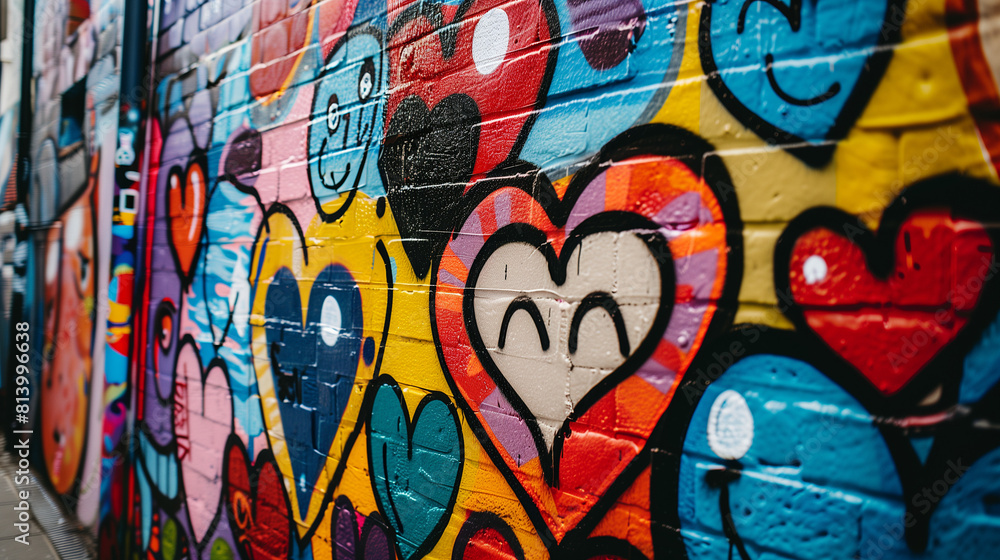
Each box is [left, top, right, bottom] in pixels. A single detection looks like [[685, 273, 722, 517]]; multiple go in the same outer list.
[[472, 231, 662, 451]]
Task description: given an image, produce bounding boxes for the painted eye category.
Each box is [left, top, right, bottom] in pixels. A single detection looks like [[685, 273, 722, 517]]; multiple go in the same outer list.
[[472, 7, 510, 75], [803, 254, 828, 285], [707, 390, 754, 461], [154, 300, 176, 353], [326, 94, 340, 133], [358, 58, 375, 101], [319, 295, 342, 347], [78, 251, 91, 289]]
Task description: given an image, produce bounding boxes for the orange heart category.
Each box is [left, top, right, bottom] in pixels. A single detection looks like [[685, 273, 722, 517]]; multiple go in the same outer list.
[[167, 160, 206, 282]]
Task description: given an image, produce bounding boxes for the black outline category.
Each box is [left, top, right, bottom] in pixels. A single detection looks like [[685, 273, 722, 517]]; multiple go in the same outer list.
[[464, 212, 675, 485], [700, 0, 906, 167], [175, 354, 234, 553], [246, 213, 396, 545], [430, 124, 745, 548], [164, 152, 209, 287], [452, 511, 527, 560], [364, 375, 465, 560]]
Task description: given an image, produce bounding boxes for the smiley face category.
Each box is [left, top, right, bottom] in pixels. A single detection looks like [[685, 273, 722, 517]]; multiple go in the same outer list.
[[700, 0, 898, 163], [676, 354, 903, 560], [307, 25, 386, 219]]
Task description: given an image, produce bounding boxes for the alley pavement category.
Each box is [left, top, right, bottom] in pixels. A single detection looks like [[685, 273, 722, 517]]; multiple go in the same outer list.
[[0, 433, 93, 559]]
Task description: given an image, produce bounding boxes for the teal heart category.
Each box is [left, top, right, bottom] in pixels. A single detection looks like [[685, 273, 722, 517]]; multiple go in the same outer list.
[[367, 377, 463, 560]]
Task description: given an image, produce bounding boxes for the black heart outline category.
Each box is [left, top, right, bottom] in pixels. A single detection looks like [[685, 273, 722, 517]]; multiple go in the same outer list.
[[363, 375, 465, 560], [173, 341, 235, 553], [263, 261, 365, 521], [381, 0, 561, 278], [135, 336, 226, 519], [651, 327, 1000, 558], [773, 174, 1000, 414], [464, 211, 676, 486], [699, 0, 906, 167], [430, 124, 745, 548], [246, 203, 396, 545]]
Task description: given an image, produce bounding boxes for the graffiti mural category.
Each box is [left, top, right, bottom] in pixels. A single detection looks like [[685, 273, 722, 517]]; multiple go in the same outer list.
[[3, 0, 1000, 559], [19, 0, 125, 531], [700, 0, 904, 165]]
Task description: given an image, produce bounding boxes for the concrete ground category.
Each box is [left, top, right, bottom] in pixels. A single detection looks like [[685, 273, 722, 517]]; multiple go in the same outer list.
[[0, 433, 93, 559]]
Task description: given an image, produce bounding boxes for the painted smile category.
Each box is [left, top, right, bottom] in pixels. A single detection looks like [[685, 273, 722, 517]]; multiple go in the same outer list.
[[317, 137, 352, 191], [735, 0, 841, 107], [316, 105, 378, 192], [764, 53, 841, 107]]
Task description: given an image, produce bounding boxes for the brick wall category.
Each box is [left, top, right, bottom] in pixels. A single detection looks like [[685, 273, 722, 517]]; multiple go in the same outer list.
[[3, 0, 1000, 558]]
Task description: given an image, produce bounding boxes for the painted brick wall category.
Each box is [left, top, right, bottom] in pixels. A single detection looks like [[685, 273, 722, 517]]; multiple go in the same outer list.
[[2, 0, 1000, 559]]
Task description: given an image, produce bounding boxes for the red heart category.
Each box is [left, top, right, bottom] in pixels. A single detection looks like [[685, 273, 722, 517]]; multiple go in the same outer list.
[[432, 126, 738, 542], [226, 439, 291, 559], [385, 0, 556, 177], [786, 209, 994, 395], [167, 161, 206, 281]]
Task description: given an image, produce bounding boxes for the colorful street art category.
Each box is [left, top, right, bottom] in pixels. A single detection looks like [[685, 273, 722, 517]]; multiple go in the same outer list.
[[3, 0, 1000, 559]]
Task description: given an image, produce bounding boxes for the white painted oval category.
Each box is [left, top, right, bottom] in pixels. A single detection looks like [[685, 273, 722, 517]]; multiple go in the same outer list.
[[707, 390, 754, 461], [64, 207, 84, 251], [359, 70, 373, 100], [327, 98, 340, 133], [45, 241, 61, 283], [320, 295, 342, 347], [472, 8, 510, 75], [803, 254, 828, 285]]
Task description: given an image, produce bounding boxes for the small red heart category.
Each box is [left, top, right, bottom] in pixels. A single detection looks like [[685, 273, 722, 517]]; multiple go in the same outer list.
[[787, 209, 994, 395], [167, 161, 206, 281], [226, 439, 291, 560]]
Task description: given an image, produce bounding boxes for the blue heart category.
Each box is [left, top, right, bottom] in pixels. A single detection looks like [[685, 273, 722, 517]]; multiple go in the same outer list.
[[700, 0, 899, 164], [674, 352, 1000, 559], [367, 378, 463, 560], [676, 354, 902, 559], [264, 265, 363, 520]]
